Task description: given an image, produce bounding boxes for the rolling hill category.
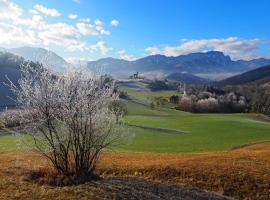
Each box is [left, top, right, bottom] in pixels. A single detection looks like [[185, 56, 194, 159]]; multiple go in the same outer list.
[[217, 65, 270, 86], [166, 72, 210, 84]]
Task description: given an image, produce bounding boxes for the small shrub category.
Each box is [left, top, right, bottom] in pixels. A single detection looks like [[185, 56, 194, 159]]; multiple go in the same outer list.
[[108, 100, 128, 123], [0, 110, 21, 128], [150, 101, 155, 109], [169, 95, 180, 104]]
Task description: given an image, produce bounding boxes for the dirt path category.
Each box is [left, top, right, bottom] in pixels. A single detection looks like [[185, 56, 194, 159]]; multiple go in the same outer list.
[[97, 177, 231, 200]]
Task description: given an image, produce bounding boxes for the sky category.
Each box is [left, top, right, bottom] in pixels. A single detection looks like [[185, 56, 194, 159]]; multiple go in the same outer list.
[[0, 0, 270, 64]]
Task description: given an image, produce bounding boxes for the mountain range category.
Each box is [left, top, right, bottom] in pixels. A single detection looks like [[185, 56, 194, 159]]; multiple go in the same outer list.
[[87, 51, 270, 80], [1, 46, 72, 73], [1, 47, 270, 107], [1, 47, 270, 81]]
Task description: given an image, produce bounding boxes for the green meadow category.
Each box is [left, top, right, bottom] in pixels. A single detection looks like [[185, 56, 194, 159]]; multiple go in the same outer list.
[[114, 89, 270, 153], [1, 88, 270, 153]]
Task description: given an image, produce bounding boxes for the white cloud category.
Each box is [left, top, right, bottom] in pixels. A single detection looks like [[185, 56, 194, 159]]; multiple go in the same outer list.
[[29, 9, 38, 15], [68, 13, 78, 20], [117, 50, 136, 61], [144, 47, 162, 55], [76, 22, 98, 36], [0, 22, 39, 45], [33, 4, 60, 17], [110, 19, 119, 27], [14, 14, 46, 29], [90, 41, 113, 55], [145, 37, 261, 60], [95, 22, 110, 35], [94, 19, 103, 26], [76, 20, 110, 36], [0, 0, 114, 55], [98, 27, 110, 35], [38, 22, 87, 51], [0, 0, 22, 20]]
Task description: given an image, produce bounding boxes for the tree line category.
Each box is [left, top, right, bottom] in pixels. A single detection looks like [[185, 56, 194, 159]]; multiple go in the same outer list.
[[170, 83, 270, 116]]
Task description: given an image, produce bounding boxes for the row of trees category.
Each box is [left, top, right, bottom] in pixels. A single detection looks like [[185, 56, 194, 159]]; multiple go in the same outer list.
[[148, 79, 178, 91], [177, 94, 246, 113], [223, 82, 270, 117], [175, 86, 247, 113], [250, 84, 270, 116], [174, 83, 270, 116]]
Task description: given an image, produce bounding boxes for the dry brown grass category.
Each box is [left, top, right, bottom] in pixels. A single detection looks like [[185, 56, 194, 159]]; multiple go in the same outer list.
[[0, 143, 270, 199]]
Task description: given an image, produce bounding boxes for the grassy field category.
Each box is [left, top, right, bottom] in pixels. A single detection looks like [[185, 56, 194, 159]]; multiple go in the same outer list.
[[121, 87, 179, 100], [0, 135, 21, 152], [0, 133, 33, 152], [113, 88, 270, 153], [1, 88, 270, 153], [1, 88, 270, 200]]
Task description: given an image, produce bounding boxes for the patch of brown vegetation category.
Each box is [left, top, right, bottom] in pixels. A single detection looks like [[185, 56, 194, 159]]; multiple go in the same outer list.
[[0, 151, 104, 200], [98, 143, 270, 200], [0, 143, 270, 199]]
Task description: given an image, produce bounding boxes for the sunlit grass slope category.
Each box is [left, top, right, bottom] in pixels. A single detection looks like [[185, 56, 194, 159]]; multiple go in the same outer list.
[[1, 88, 270, 153], [113, 88, 270, 153]]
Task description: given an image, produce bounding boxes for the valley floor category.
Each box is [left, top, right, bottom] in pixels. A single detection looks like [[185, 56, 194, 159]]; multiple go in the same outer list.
[[0, 142, 270, 200], [1, 88, 270, 199]]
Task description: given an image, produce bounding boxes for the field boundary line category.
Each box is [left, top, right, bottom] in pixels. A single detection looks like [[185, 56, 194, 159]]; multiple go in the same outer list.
[[128, 124, 190, 134], [230, 140, 270, 150]]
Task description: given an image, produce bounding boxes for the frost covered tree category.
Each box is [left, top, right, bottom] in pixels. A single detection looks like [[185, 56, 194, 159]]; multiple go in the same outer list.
[[108, 100, 128, 124], [9, 63, 127, 184], [196, 98, 219, 113]]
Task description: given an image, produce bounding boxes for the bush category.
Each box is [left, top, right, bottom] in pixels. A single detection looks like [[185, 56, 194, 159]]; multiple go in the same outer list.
[[8, 63, 128, 184], [0, 110, 21, 128], [0, 121, 4, 129], [196, 98, 219, 113], [119, 91, 129, 99], [178, 97, 196, 112], [108, 100, 128, 123], [150, 101, 155, 109], [169, 95, 180, 104]]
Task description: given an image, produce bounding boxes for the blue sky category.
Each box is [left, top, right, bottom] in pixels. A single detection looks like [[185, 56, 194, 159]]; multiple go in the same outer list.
[[0, 0, 270, 63]]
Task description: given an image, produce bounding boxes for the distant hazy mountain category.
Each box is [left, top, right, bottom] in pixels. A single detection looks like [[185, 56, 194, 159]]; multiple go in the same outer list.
[[8, 47, 72, 73], [87, 51, 270, 80], [87, 57, 130, 78], [166, 72, 210, 84], [0, 47, 7, 52], [217, 65, 270, 86], [0, 52, 23, 107]]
